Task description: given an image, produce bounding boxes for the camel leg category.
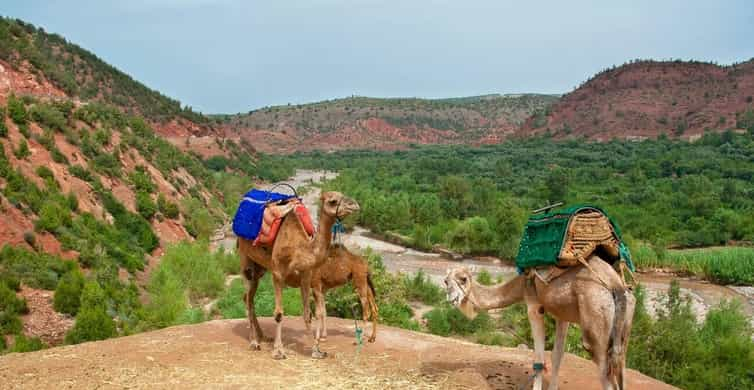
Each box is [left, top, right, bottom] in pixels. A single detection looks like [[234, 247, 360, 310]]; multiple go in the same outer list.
[[527, 303, 547, 390], [271, 275, 286, 360], [355, 281, 373, 343], [548, 320, 569, 390], [244, 263, 267, 350], [313, 286, 326, 342], [367, 287, 378, 343], [300, 270, 313, 332], [579, 298, 613, 390]]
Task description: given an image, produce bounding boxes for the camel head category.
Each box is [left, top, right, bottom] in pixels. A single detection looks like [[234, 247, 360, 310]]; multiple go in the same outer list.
[[444, 267, 479, 319], [320, 191, 360, 219]]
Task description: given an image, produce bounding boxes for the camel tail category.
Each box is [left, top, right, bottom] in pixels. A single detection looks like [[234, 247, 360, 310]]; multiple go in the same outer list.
[[607, 288, 628, 390]]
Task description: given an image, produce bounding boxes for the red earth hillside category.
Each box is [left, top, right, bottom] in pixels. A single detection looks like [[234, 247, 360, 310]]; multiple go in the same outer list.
[[520, 59, 754, 141]]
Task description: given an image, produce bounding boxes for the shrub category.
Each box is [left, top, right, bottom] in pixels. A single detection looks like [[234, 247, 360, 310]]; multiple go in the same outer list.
[[65, 281, 116, 344], [29, 103, 66, 131], [68, 165, 94, 182], [35, 202, 71, 232], [53, 269, 85, 315], [205, 156, 229, 171], [153, 241, 225, 300], [22, 231, 36, 247], [476, 269, 493, 286], [135, 191, 156, 219], [142, 267, 187, 328], [128, 166, 155, 193], [14, 139, 30, 159], [0, 245, 73, 290], [157, 194, 179, 219], [0, 282, 26, 335], [7, 95, 27, 125], [0, 118, 7, 137], [0, 274, 20, 291], [424, 305, 493, 336], [10, 334, 45, 352], [403, 269, 444, 305]]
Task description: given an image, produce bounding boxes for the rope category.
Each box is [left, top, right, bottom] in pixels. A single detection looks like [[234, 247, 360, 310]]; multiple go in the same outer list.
[[351, 305, 364, 362], [519, 362, 545, 390], [332, 218, 345, 245]]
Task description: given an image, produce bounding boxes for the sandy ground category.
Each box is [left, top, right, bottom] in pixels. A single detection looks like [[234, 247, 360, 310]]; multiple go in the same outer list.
[[0, 318, 675, 390]]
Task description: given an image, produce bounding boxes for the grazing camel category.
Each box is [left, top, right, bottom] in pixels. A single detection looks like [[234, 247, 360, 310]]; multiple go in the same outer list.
[[444, 257, 634, 390], [311, 245, 379, 343], [238, 191, 359, 359]]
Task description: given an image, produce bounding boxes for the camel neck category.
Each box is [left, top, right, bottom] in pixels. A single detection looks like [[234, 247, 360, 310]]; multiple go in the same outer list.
[[473, 275, 525, 310], [312, 212, 335, 265]]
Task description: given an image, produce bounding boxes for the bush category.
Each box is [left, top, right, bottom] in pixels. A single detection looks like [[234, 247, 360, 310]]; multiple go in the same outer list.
[[0, 282, 27, 335], [0, 275, 20, 291], [424, 305, 493, 337], [0, 245, 73, 290], [0, 118, 7, 137], [14, 139, 30, 159], [476, 269, 493, 286], [53, 270, 85, 315], [7, 95, 27, 125], [129, 167, 155, 193], [135, 191, 156, 220], [68, 165, 94, 182], [157, 194, 180, 219], [628, 282, 754, 389], [403, 269, 444, 305], [29, 103, 66, 131], [153, 241, 225, 300], [35, 202, 71, 232], [65, 281, 116, 344], [11, 334, 45, 352], [181, 197, 215, 239]]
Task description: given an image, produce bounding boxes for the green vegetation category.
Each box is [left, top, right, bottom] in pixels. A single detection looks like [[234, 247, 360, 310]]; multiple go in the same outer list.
[[0, 245, 74, 290], [633, 246, 754, 285], [628, 282, 754, 389], [53, 269, 85, 315], [10, 334, 45, 353], [142, 241, 236, 329], [65, 281, 117, 344], [135, 191, 156, 219], [157, 193, 180, 219], [272, 133, 754, 269]]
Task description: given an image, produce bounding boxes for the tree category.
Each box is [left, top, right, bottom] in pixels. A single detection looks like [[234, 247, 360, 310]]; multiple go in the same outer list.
[[6, 94, 27, 125], [64, 281, 116, 344], [136, 191, 156, 219], [544, 167, 569, 202], [439, 175, 472, 219]]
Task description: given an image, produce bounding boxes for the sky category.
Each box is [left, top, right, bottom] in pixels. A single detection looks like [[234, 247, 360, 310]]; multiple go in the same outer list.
[[3, 0, 753, 114]]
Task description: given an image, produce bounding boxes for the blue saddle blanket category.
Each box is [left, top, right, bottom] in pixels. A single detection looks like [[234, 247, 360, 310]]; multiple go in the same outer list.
[[232, 189, 297, 240]]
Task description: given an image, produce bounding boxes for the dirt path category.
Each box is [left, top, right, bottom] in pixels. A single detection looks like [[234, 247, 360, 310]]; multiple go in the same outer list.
[[0, 318, 674, 390]]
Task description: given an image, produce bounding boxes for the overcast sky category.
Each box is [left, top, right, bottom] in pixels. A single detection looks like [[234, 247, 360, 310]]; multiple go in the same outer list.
[[3, 1, 753, 114]]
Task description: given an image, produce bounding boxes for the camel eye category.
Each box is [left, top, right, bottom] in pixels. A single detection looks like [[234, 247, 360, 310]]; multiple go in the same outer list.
[[460, 277, 467, 283], [328, 200, 338, 205]]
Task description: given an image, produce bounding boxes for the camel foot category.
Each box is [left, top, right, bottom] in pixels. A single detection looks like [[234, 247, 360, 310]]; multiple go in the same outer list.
[[318, 336, 327, 343], [249, 341, 262, 351], [368, 336, 376, 343], [311, 347, 327, 359], [271, 348, 287, 360]]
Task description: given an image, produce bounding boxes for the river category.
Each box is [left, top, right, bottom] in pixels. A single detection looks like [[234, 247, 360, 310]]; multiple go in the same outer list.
[[215, 169, 754, 328]]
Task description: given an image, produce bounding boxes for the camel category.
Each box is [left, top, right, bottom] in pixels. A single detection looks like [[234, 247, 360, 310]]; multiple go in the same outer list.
[[311, 245, 379, 344], [238, 191, 359, 359], [444, 257, 634, 390]]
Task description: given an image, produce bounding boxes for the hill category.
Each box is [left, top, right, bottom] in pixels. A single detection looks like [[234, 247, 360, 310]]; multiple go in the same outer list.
[[219, 94, 559, 153], [0, 18, 258, 347], [520, 59, 754, 140], [0, 17, 246, 157], [0, 317, 676, 389]]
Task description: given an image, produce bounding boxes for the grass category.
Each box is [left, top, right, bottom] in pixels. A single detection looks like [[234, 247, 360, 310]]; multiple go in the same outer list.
[[217, 276, 303, 319], [632, 244, 754, 285]]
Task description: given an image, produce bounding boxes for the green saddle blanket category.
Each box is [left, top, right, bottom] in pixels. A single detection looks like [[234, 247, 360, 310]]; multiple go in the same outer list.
[[515, 204, 634, 273]]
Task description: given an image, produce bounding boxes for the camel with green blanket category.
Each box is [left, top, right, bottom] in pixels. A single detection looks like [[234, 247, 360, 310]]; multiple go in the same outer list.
[[445, 206, 635, 390]]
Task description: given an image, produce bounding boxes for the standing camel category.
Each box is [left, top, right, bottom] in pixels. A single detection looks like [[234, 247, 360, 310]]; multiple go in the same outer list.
[[311, 245, 379, 343], [238, 191, 359, 359], [444, 256, 634, 390]]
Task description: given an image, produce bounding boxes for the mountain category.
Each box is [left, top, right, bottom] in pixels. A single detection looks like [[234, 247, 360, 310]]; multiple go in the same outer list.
[[519, 59, 754, 140], [218, 94, 559, 153]]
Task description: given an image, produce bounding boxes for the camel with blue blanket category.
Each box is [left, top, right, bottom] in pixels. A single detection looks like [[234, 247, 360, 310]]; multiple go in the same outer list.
[[233, 187, 360, 360]]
